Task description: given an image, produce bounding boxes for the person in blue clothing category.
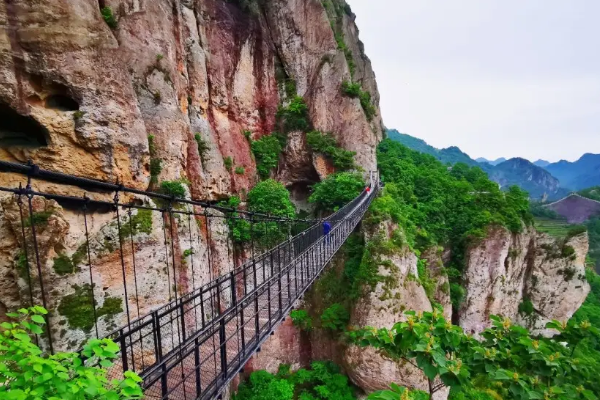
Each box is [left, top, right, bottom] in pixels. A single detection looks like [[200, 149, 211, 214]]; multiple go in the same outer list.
[[322, 220, 332, 244]]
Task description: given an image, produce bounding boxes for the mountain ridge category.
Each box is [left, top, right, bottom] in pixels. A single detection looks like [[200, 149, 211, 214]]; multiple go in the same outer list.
[[387, 130, 568, 199]]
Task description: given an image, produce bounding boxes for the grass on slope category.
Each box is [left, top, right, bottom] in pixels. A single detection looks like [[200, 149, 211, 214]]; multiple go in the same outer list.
[[534, 217, 573, 238]]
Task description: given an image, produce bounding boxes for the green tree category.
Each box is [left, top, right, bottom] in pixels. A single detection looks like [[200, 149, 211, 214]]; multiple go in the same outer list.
[[0, 306, 143, 399], [247, 180, 296, 248], [251, 135, 282, 179], [349, 308, 599, 400], [309, 172, 365, 212]]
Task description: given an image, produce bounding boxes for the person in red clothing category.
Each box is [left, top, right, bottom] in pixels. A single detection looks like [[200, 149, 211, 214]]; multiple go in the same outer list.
[[366, 186, 371, 194]]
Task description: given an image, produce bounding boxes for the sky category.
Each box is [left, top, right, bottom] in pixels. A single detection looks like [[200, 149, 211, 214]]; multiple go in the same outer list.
[[349, 0, 600, 162]]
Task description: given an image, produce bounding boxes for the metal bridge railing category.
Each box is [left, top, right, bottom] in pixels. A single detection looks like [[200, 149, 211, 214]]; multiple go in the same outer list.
[[0, 161, 378, 400]]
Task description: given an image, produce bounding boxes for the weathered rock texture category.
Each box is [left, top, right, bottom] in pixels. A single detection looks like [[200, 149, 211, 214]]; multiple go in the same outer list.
[[0, 0, 381, 352], [459, 226, 590, 335], [343, 220, 449, 398]]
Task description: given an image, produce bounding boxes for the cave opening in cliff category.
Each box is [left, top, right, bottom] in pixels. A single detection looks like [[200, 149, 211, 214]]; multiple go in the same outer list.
[[0, 103, 49, 148], [45, 94, 79, 111]]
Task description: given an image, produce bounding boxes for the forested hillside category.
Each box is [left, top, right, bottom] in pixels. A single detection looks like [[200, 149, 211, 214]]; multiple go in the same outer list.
[[387, 131, 567, 199]]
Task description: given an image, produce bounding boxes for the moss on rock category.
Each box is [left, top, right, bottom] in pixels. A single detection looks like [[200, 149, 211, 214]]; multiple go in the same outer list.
[[58, 284, 123, 333]]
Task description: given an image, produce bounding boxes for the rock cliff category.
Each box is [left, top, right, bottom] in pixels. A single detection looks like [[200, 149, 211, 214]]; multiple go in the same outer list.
[[250, 220, 590, 398], [0, 0, 382, 351]]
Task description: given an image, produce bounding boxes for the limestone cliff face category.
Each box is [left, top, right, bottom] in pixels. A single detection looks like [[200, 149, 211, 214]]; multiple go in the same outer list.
[[460, 226, 590, 335], [0, 0, 382, 351], [340, 223, 589, 397], [0, 0, 381, 195]]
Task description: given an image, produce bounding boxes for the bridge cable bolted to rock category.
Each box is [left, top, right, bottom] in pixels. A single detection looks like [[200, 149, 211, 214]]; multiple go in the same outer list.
[[0, 160, 379, 400]]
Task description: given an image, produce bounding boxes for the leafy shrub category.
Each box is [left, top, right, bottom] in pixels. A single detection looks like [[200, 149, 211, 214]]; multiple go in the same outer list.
[[148, 134, 157, 156], [0, 306, 142, 399], [306, 131, 356, 170], [243, 130, 252, 140], [290, 309, 312, 331], [235, 166, 245, 175], [234, 362, 355, 400], [567, 225, 588, 240], [224, 156, 233, 171], [251, 135, 282, 179], [53, 253, 78, 275], [320, 303, 349, 331], [284, 78, 297, 98], [561, 245, 576, 259], [559, 266, 577, 281], [518, 297, 534, 316], [219, 196, 252, 245], [159, 180, 186, 198], [350, 308, 600, 399], [341, 81, 376, 121], [247, 180, 295, 218], [234, 370, 293, 400], [277, 96, 310, 133], [309, 172, 365, 212], [341, 81, 361, 97], [101, 6, 118, 29], [194, 133, 210, 162], [149, 158, 162, 184], [335, 34, 356, 77], [450, 283, 466, 308]]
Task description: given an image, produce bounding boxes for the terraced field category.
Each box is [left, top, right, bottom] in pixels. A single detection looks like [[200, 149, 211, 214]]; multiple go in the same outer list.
[[534, 217, 573, 238]]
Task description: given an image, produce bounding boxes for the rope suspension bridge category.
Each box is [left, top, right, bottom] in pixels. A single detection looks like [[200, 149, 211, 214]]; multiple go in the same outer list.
[[0, 160, 378, 400]]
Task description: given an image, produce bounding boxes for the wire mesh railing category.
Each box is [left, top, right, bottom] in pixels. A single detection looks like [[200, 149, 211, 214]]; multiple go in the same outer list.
[[0, 160, 378, 400]]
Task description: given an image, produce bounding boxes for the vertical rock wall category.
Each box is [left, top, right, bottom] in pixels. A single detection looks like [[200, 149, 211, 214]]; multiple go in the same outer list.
[[0, 0, 382, 352]]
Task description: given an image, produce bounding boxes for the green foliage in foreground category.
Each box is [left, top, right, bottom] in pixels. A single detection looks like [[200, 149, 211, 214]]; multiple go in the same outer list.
[[306, 131, 356, 171], [0, 306, 143, 399], [350, 308, 600, 400], [375, 140, 532, 307], [234, 361, 355, 400], [251, 135, 282, 179], [309, 172, 365, 212]]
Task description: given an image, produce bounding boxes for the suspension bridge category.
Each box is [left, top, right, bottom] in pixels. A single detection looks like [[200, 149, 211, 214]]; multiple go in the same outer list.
[[0, 160, 378, 400]]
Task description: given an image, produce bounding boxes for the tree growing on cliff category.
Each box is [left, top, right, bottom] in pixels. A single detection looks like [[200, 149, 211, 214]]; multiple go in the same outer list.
[[349, 308, 599, 400], [309, 172, 365, 212]]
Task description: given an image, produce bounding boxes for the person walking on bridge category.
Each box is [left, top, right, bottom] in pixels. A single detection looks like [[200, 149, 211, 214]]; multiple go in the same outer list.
[[322, 220, 332, 245]]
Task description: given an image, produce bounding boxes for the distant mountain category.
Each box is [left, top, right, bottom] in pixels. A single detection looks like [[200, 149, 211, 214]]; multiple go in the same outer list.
[[476, 157, 506, 166], [387, 130, 481, 167], [546, 194, 600, 224], [490, 158, 568, 200], [387, 130, 566, 200], [534, 159, 551, 168], [544, 154, 600, 190]]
